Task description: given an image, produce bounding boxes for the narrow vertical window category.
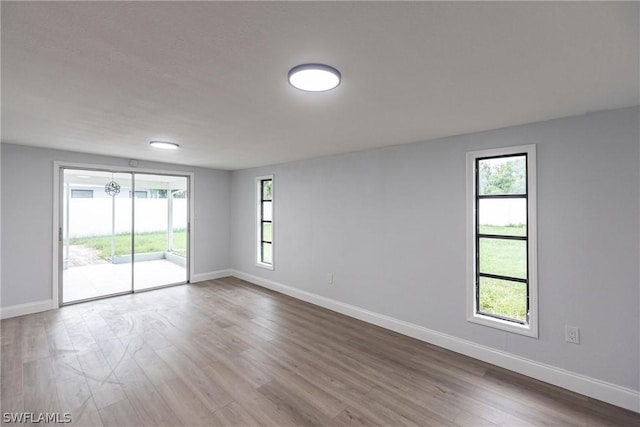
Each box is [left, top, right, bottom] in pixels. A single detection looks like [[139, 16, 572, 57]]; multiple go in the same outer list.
[[467, 145, 537, 337], [256, 175, 274, 269]]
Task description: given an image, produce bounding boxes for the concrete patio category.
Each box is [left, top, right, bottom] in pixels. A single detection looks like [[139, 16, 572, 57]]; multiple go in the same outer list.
[[62, 259, 187, 303]]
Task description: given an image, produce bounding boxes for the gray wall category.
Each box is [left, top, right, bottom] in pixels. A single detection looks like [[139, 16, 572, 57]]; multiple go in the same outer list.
[[1, 143, 230, 307], [230, 106, 640, 391]]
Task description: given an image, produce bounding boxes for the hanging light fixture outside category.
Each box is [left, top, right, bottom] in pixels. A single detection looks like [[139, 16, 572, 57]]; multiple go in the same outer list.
[[104, 172, 121, 197], [150, 141, 179, 150], [288, 64, 341, 92]]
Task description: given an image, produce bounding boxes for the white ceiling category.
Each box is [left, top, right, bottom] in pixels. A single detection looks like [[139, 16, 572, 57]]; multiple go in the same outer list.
[[2, 1, 638, 170]]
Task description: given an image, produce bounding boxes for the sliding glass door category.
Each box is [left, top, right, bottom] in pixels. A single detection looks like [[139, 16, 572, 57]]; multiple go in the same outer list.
[[61, 168, 189, 304]]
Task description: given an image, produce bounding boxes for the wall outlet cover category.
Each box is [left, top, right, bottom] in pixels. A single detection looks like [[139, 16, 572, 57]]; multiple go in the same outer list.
[[565, 325, 580, 344]]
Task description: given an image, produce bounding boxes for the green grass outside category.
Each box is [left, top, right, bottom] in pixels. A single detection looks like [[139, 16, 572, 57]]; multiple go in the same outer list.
[[479, 277, 527, 321], [70, 229, 186, 259], [479, 224, 526, 236], [262, 223, 272, 242], [478, 224, 527, 321]]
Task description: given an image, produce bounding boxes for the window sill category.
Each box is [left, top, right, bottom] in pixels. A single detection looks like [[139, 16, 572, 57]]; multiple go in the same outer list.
[[468, 313, 538, 338], [256, 262, 274, 271]]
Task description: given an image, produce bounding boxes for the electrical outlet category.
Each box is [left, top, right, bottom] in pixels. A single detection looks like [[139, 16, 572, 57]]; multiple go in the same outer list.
[[565, 325, 580, 344], [327, 273, 333, 284]]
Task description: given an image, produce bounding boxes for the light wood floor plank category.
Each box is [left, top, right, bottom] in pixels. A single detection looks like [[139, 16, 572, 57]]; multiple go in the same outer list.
[[258, 378, 334, 426], [332, 407, 382, 427], [208, 401, 261, 427], [155, 377, 217, 427], [124, 386, 182, 427], [155, 345, 233, 412], [98, 397, 143, 427], [129, 346, 178, 387]]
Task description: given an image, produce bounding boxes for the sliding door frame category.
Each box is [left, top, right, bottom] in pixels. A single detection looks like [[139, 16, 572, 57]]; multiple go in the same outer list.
[[53, 161, 195, 308]]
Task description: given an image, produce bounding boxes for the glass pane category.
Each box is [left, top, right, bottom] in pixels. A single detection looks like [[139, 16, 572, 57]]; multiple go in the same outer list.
[[262, 201, 272, 221], [479, 237, 527, 279], [479, 199, 526, 236], [479, 276, 527, 322], [133, 174, 188, 291], [262, 179, 273, 201], [63, 170, 132, 303], [172, 189, 188, 258], [262, 222, 272, 243], [262, 242, 273, 264], [478, 155, 526, 196]]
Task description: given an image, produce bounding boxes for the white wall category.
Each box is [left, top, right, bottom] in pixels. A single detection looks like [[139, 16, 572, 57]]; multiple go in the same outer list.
[[66, 199, 188, 237], [1, 144, 231, 307], [230, 107, 640, 393]]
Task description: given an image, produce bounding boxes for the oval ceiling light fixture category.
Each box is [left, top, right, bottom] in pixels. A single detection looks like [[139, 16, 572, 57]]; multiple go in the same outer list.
[[288, 63, 341, 92], [149, 141, 179, 150]]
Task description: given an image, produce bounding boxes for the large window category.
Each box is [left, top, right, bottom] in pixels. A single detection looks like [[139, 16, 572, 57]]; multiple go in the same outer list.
[[467, 145, 537, 337], [256, 175, 274, 269]]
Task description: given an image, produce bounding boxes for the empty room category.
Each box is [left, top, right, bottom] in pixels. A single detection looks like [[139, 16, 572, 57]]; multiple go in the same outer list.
[[1, 1, 639, 426]]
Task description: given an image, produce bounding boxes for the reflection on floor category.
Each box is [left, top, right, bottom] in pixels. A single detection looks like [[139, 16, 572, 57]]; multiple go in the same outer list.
[[63, 259, 187, 303]]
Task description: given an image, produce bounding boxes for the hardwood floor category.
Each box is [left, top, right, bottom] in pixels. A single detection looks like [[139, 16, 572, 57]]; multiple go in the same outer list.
[[1, 277, 638, 426]]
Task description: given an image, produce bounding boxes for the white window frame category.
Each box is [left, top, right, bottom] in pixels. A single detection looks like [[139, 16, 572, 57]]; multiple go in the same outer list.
[[466, 144, 538, 338], [256, 174, 274, 270]]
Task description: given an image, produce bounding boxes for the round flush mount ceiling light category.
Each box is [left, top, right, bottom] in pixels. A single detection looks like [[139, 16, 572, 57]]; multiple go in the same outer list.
[[149, 141, 179, 150], [288, 64, 341, 92]]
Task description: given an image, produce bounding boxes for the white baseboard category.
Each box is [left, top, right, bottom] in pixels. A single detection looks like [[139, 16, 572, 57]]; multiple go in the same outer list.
[[191, 269, 232, 283], [230, 269, 640, 413], [0, 299, 55, 319]]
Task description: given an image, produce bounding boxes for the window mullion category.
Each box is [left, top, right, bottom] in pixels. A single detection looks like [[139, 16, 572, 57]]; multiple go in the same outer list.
[[478, 272, 527, 283], [478, 234, 526, 241], [478, 194, 527, 199]]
